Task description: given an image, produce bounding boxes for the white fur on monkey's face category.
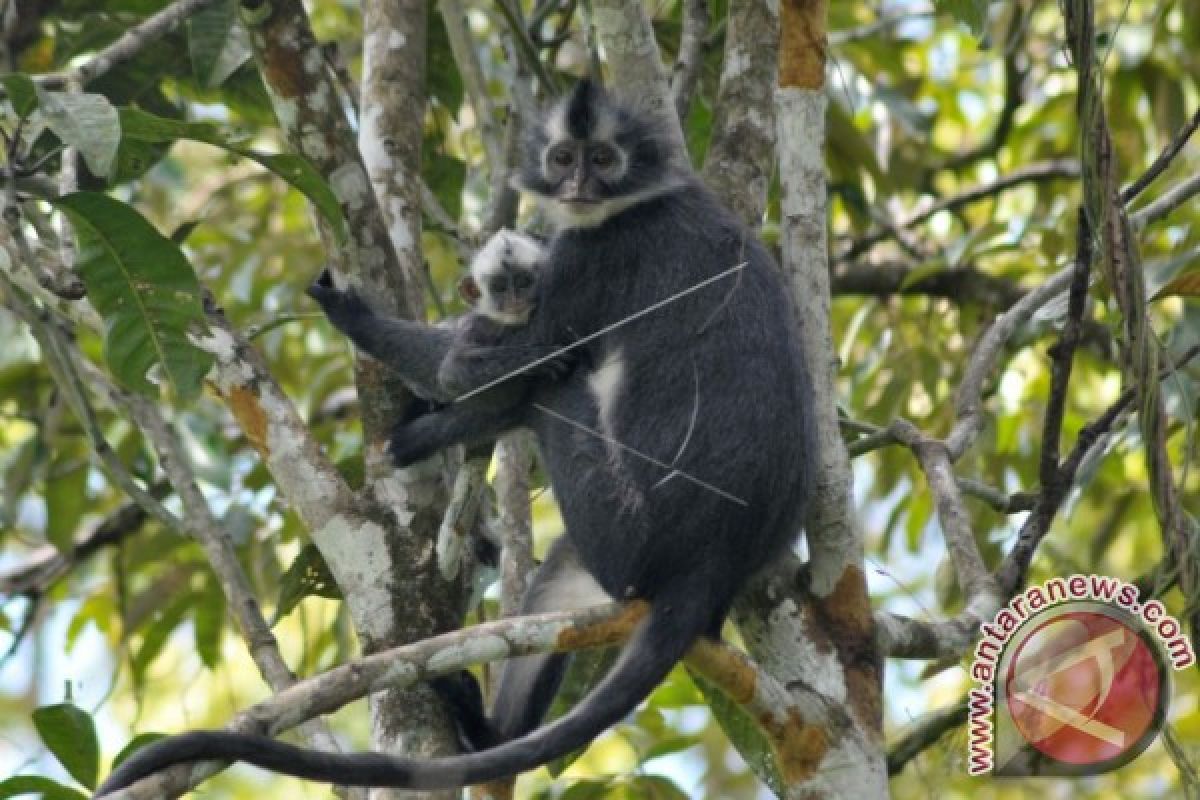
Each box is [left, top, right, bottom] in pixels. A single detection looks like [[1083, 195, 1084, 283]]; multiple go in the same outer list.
[[470, 229, 544, 325]]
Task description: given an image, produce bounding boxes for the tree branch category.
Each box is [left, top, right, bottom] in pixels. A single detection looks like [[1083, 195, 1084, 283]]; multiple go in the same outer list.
[[886, 699, 967, 775], [1121, 105, 1200, 204], [839, 160, 1080, 262], [670, 0, 709, 123], [701, 0, 778, 224], [33, 0, 222, 88], [104, 602, 818, 800], [1129, 172, 1200, 231], [590, 0, 687, 157]]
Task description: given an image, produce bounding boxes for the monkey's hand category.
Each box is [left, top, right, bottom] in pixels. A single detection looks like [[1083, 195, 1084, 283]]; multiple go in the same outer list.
[[306, 268, 373, 332]]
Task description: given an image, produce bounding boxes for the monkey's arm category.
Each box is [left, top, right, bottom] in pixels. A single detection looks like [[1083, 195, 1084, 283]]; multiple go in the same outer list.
[[437, 317, 575, 397], [388, 395, 525, 467], [307, 271, 454, 402]]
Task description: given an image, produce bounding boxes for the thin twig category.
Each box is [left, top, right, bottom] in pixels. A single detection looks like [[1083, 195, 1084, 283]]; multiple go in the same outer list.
[[1120, 105, 1200, 204], [840, 160, 1080, 262], [1130, 172, 1200, 230]]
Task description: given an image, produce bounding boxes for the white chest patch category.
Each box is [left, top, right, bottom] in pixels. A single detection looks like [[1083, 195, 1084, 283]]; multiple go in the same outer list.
[[588, 348, 625, 445]]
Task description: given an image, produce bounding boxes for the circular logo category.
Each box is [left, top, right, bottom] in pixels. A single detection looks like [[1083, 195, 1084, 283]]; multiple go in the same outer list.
[[1003, 604, 1166, 771]]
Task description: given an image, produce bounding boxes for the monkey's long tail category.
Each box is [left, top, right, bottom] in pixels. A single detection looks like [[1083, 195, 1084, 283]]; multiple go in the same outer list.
[[94, 586, 712, 794]]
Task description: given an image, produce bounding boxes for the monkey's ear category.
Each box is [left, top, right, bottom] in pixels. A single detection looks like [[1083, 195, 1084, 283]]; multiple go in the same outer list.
[[458, 276, 481, 305]]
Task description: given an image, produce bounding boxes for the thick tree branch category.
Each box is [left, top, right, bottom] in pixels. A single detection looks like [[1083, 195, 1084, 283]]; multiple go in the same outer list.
[[103, 602, 816, 800], [772, 2, 887, 795], [670, 0, 709, 123], [701, 0, 779, 224], [590, 0, 687, 157]]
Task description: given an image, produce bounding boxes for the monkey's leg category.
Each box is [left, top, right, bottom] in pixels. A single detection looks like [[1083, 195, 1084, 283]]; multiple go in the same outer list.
[[435, 537, 612, 750]]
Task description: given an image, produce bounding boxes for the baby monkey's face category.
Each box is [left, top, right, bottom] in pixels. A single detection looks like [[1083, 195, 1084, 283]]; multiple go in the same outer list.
[[479, 259, 537, 325]]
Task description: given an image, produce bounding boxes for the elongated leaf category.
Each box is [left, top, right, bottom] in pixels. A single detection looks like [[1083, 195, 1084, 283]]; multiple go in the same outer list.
[[937, 0, 992, 38], [271, 543, 341, 625], [0, 775, 88, 800], [193, 575, 226, 668], [187, 0, 251, 87], [132, 589, 195, 684], [118, 108, 346, 241], [0, 73, 38, 117], [45, 459, 88, 552], [31, 703, 99, 790], [691, 671, 785, 796], [35, 90, 120, 179], [1158, 268, 1200, 299], [52, 192, 213, 402], [110, 733, 167, 770]]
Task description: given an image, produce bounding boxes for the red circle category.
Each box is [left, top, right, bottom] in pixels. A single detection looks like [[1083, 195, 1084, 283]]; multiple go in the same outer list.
[[1004, 610, 1161, 766]]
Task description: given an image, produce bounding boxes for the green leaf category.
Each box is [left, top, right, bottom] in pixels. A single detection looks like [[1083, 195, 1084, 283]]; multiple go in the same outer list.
[[118, 108, 346, 241], [45, 460, 88, 553], [271, 543, 342, 625], [187, 0, 251, 88], [422, 148, 466, 221], [0, 775, 88, 800], [937, 0, 991, 38], [31, 703, 99, 790], [546, 648, 619, 776], [691, 671, 785, 796], [193, 575, 226, 668], [111, 733, 167, 770], [35, 90, 120, 179], [627, 775, 690, 799], [132, 589, 195, 684], [0, 73, 38, 117], [51, 192, 213, 402], [426, 6, 464, 111]]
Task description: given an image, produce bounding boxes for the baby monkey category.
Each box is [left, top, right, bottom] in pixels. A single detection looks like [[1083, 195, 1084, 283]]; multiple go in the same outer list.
[[388, 229, 553, 466]]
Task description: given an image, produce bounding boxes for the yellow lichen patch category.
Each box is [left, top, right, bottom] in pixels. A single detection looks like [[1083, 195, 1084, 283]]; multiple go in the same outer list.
[[779, 0, 828, 90], [760, 708, 829, 784], [818, 566, 883, 731], [470, 781, 514, 800], [557, 601, 648, 651], [823, 565, 873, 637], [228, 385, 269, 455], [686, 640, 757, 705]]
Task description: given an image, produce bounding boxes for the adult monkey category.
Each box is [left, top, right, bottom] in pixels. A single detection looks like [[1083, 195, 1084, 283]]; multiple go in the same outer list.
[[96, 79, 814, 794]]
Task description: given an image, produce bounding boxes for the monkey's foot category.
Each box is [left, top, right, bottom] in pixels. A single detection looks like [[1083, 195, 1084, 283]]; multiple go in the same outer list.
[[386, 426, 436, 467]]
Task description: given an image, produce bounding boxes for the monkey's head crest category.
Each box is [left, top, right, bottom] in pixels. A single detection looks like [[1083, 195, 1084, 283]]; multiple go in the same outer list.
[[513, 79, 682, 229]]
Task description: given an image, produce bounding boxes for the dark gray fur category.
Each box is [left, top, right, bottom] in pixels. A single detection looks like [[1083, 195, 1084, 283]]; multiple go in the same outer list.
[[95, 80, 814, 794]]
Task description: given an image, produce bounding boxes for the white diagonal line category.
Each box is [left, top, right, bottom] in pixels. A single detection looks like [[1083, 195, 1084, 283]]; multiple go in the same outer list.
[[531, 402, 748, 507], [454, 261, 749, 403], [1012, 628, 1126, 689], [1011, 686, 1125, 747]]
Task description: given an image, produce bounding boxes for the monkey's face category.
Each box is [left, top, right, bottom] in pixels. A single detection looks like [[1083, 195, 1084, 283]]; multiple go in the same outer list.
[[480, 263, 536, 325], [462, 263, 537, 326], [515, 80, 673, 228]]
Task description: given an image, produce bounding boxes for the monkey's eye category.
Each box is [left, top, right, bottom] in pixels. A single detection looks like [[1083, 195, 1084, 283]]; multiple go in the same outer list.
[[488, 276, 510, 294], [551, 147, 574, 167], [590, 146, 616, 167], [513, 273, 534, 290]]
